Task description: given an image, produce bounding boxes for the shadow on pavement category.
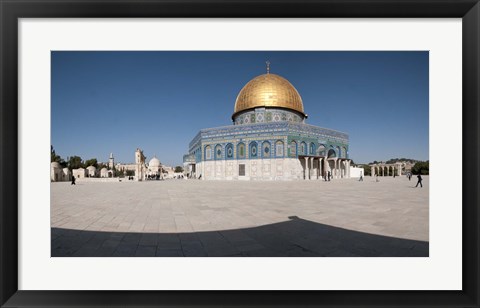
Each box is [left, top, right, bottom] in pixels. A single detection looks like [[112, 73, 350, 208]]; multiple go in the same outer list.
[[51, 216, 428, 257]]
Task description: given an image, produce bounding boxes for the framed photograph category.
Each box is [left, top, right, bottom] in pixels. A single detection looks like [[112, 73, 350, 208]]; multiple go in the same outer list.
[[1, 0, 478, 307]]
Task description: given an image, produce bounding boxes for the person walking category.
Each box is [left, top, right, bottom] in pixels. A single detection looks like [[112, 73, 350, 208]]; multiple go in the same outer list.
[[327, 171, 331, 181], [359, 171, 363, 181], [71, 175, 76, 185], [415, 174, 423, 187]]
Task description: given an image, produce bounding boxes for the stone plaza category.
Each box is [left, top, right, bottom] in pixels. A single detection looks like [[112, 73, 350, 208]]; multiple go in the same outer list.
[[51, 176, 428, 257]]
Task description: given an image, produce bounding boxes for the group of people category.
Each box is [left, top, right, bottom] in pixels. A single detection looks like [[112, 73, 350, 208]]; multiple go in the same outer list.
[[357, 171, 423, 187], [407, 172, 423, 187], [145, 174, 162, 180]]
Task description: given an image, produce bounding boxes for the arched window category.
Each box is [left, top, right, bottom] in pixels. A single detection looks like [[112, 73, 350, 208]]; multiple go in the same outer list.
[[327, 148, 336, 158], [336, 146, 341, 158], [215, 144, 222, 160], [342, 146, 347, 158], [275, 141, 284, 157], [249, 142, 258, 158], [237, 143, 246, 159], [262, 141, 271, 158], [300, 142, 307, 155], [225, 143, 234, 159], [289, 141, 297, 157], [317, 144, 326, 156], [205, 145, 212, 160], [310, 143, 316, 155]]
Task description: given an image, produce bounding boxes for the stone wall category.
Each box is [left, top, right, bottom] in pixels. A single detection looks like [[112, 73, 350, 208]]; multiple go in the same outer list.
[[197, 158, 304, 181]]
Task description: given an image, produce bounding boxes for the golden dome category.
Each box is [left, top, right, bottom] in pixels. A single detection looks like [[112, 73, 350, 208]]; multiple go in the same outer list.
[[233, 73, 305, 117]]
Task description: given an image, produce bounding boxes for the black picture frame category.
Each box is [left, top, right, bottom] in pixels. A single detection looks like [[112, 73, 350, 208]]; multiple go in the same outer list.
[[1, 1, 479, 307]]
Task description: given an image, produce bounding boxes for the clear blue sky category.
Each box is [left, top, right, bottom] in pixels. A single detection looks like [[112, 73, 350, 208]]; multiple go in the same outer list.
[[51, 51, 429, 166]]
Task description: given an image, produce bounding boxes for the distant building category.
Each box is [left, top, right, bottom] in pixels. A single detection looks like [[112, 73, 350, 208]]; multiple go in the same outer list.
[[147, 156, 163, 179], [86, 165, 97, 177], [108, 153, 115, 169], [50, 162, 71, 182], [370, 161, 415, 176], [72, 167, 86, 179]]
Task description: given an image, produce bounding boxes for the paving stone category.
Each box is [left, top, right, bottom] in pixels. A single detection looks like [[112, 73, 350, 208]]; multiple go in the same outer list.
[[51, 178, 429, 257], [135, 245, 157, 257], [113, 244, 138, 257], [155, 249, 184, 257], [181, 242, 207, 257], [139, 233, 158, 246]]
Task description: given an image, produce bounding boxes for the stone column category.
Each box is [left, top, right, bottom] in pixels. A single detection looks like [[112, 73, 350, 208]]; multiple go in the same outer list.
[[335, 159, 339, 179], [304, 157, 309, 180], [316, 158, 320, 179], [337, 159, 341, 179], [333, 159, 336, 179], [323, 158, 328, 180], [340, 160, 344, 178], [308, 157, 315, 180], [347, 160, 351, 178]]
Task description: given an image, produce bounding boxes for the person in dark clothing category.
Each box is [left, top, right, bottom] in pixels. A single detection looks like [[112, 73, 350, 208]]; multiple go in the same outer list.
[[71, 175, 76, 185], [327, 171, 331, 181], [415, 174, 423, 187]]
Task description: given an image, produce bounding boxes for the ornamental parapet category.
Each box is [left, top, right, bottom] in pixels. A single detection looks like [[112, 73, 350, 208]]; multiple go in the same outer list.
[[183, 154, 195, 163], [188, 122, 349, 150]]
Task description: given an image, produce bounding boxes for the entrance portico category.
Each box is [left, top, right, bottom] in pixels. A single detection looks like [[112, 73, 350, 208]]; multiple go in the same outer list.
[[299, 155, 351, 180]]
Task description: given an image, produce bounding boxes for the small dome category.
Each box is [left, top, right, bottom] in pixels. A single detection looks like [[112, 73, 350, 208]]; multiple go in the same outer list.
[[233, 73, 305, 119], [86, 166, 96, 171], [149, 157, 161, 167], [100, 167, 108, 172], [51, 162, 61, 169]]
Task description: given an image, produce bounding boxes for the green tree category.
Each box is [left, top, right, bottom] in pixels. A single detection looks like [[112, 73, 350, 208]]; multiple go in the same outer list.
[[411, 161, 429, 175], [386, 158, 419, 164], [85, 158, 98, 168], [125, 170, 135, 176], [362, 165, 372, 176], [68, 156, 84, 170], [174, 166, 184, 173], [50, 146, 66, 167]]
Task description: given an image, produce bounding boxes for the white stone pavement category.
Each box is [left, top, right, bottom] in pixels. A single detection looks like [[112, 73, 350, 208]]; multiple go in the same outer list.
[[51, 176, 428, 257]]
